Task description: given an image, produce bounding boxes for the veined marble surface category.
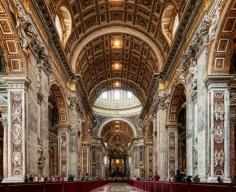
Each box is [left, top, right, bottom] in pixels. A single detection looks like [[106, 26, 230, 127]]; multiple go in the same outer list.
[[90, 183, 146, 192]]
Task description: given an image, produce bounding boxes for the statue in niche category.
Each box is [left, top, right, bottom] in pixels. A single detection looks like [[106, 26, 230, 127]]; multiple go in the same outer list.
[[38, 146, 44, 168], [37, 138, 45, 169], [214, 124, 224, 144], [189, 61, 198, 91], [137, 119, 144, 129], [209, 1, 223, 41], [176, 66, 186, 82], [13, 123, 22, 145], [214, 149, 224, 166], [192, 138, 198, 168], [12, 151, 22, 174]]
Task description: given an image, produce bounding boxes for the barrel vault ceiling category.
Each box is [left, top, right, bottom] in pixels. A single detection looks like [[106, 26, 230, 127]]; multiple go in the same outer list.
[[48, 0, 186, 107]]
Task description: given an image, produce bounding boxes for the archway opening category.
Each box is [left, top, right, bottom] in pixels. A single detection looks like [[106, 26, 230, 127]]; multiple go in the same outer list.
[[48, 95, 59, 177], [177, 105, 186, 173], [229, 49, 236, 178], [169, 84, 186, 176], [48, 84, 69, 177], [101, 120, 134, 178]]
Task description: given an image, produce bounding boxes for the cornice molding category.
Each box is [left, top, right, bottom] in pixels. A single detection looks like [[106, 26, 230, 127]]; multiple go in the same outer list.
[[31, 0, 73, 78], [140, 0, 202, 120], [31, 0, 94, 116], [159, 0, 203, 80]]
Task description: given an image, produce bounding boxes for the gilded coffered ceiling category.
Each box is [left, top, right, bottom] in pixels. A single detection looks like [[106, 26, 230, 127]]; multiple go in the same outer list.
[[50, 0, 186, 54], [44, 0, 187, 111], [77, 33, 159, 104], [101, 120, 133, 151]]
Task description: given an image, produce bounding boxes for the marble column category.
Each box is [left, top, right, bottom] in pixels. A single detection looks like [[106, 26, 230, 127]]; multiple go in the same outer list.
[[57, 124, 70, 178], [3, 77, 30, 182], [156, 105, 168, 180], [68, 93, 82, 179], [205, 76, 232, 182], [152, 114, 157, 174], [167, 125, 178, 179]]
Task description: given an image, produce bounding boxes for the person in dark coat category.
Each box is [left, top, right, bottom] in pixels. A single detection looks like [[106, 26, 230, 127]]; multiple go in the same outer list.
[[174, 170, 184, 182]]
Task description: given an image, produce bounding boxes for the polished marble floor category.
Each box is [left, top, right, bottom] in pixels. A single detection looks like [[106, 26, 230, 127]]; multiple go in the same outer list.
[[90, 183, 146, 192], [91, 183, 145, 192]]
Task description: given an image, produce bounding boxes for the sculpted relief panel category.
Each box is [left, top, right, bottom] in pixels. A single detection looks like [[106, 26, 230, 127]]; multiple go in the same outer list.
[[11, 92, 23, 176], [60, 132, 67, 176], [213, 91, 225, 175]]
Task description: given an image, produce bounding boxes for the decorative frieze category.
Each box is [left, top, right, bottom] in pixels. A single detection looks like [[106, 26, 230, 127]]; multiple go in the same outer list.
[[169, 132, 176, 177], [167, 126, 178, 178], [58, 127, 69, 177]]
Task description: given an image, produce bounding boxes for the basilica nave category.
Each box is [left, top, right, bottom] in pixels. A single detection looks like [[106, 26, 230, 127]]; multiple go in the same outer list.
[[0, 0, 235, 190]]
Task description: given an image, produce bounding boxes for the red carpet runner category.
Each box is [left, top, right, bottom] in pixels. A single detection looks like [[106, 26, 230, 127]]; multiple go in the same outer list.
[[1, 180, 236, 192]]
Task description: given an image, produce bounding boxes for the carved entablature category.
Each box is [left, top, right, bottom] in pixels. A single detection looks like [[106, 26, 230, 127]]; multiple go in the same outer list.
[[10, 0, 52, 75]]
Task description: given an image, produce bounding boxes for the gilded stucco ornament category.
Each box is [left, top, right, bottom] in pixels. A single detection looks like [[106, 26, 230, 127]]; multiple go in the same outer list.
[[154, 91, 170, 112], [209, 0, 224, 41], [10, 0, 52, 76]]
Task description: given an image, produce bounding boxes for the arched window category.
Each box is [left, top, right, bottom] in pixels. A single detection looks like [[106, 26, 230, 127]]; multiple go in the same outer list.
[[54, 6, 72, 46], [162, 4, 179, 45], [172, 15, 179, 35], [55, 15, 63, 40]]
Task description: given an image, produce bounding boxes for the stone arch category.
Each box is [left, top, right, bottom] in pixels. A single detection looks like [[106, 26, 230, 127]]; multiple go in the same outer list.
[[98, 118, 137, 138], [167, 83, 187, 174], [168, 83, 186, 123], [0, 1, 25, 74], [161, 3, 179, 45], [49, 84, 68, 124], [209, 0, 236, 74]]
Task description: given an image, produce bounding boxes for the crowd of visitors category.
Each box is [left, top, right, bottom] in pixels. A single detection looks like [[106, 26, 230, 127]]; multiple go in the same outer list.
[[10, 170, 236, 184], [23, 174, 75, 183], [22, 173, 103, 183]]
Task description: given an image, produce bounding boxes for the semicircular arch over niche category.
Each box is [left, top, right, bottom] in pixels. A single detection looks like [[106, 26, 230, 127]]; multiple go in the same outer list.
[[98, 117, 137, 138], [100, 120, 134, 152], [209, 0, 236, 74], [49, 84, 69, 124], [168, 83, 185, 123]]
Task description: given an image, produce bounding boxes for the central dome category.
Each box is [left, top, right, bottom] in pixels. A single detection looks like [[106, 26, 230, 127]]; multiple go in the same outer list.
[[93, 90, 142, 116]]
